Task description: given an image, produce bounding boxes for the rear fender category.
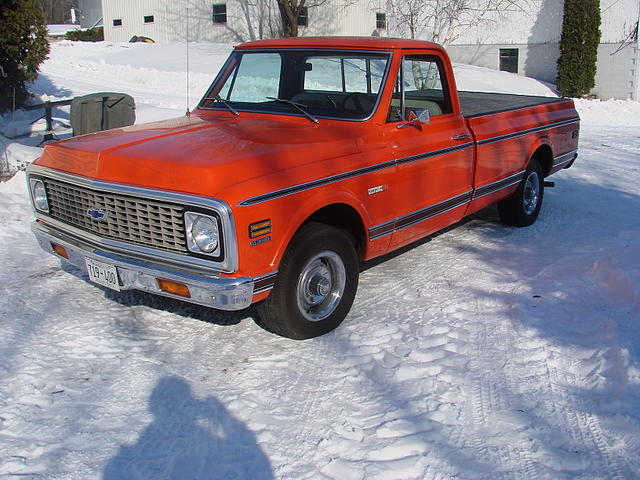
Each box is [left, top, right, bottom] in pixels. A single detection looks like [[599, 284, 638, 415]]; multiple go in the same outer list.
[[527, 139, 554, 176]]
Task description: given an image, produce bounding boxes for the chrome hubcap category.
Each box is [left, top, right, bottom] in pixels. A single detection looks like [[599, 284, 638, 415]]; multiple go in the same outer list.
[[523, 172, 540, 216], [296, 251, 346, 322]]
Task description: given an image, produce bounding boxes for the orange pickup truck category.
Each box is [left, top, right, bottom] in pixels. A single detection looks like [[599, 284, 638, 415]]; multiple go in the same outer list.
[[27, 37, 579, 339]]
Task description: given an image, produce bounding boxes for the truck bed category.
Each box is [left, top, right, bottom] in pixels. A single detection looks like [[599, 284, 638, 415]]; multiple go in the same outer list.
[[459, 91, 566, 118]]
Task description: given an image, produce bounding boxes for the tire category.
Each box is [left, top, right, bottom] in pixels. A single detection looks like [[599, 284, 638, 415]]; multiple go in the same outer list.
[[498, 159, 544, 227], [256, 222, 359, 339]]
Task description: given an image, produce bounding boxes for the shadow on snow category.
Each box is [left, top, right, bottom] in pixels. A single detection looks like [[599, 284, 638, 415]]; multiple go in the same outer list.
[[103, 375, 274, 480]]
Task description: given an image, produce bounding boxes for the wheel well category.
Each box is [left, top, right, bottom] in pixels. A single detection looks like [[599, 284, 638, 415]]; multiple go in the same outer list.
[[533, 145, 553, 177], [304, 204, 366, 259]]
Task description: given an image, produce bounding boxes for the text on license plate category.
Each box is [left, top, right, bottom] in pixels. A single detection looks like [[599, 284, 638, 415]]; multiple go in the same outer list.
[[85, 257, 121, 291]]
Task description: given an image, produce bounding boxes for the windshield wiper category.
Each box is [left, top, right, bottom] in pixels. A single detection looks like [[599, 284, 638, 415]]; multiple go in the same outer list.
[[266, 97, 319, 124], [202, 95, 239, 116]]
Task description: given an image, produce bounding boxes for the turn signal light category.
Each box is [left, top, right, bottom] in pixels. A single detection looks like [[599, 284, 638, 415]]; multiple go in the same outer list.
[[249, 219, 272, 238], [51, 243, 69, 259], [157, 279, 191, 298]]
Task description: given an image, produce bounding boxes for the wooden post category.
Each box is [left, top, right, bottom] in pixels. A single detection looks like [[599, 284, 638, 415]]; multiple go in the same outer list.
[[44, 101, 54, 142]]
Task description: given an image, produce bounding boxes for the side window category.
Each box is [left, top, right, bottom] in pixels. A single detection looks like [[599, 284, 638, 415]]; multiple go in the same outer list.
[[388, 56, 452, 122]]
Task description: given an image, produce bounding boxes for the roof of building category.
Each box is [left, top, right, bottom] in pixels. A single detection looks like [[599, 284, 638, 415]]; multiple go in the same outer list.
[[236, 36, 444, 51]]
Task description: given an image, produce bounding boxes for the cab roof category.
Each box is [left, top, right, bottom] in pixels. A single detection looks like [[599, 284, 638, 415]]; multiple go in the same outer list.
[[235, 36, 444, 52]]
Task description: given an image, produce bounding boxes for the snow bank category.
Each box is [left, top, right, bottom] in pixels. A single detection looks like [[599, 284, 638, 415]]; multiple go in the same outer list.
[[47, 24, 81, 37], [0, 40, 639, 479], [574, 98, 640, 125], [453, 63, 558, 96], [0, 137, 41, 180], [0, 170, 27, 194]]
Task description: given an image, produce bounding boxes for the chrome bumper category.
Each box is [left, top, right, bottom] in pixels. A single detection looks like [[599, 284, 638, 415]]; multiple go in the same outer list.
[[32, 221, 255, 311]]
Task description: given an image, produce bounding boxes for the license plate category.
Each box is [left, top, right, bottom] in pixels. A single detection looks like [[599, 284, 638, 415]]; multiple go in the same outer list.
[[85, 257, 121, 291]]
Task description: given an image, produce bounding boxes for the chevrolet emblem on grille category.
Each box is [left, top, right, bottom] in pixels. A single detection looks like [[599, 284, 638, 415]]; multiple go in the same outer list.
[[87, 208, 109, 222]]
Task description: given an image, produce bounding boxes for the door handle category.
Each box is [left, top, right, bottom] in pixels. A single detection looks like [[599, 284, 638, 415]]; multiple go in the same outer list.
[[451, 133, 470, 140]]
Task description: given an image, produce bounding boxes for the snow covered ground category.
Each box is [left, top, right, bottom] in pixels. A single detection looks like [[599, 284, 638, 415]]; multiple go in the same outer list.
[[1, 41, 639, 479]]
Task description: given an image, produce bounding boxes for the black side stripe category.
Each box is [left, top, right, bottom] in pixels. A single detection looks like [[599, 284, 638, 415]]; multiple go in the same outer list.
[[239, 142, 474, 206], [369, 220, 395, 240], [369, 191, 472, 240], [553, 149, 578, 167], [240, 118, 578, 207], [369, 150, 576, 240], [477, 117, 580, 146], [240, 160, 395, 206], [473, 171, 525, 200], [396, 191, 473, 230], [396, 142, 474, 166], [253, 271, 278, 293], [369, 169, 531, 240]]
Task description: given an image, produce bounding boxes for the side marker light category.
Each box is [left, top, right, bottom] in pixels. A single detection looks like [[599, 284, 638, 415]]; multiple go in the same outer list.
[[249, 219, 272, 238]]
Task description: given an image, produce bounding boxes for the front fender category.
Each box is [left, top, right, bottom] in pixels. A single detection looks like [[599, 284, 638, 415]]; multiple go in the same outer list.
[[269, 189, 371, 268]]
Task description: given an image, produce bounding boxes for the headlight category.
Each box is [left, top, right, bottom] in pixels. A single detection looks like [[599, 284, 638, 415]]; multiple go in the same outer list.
[[29, 179, 49, 212], [185, 212, 221, 256]]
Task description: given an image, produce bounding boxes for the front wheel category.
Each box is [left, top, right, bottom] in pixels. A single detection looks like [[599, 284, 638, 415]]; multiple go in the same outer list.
[[498, 159, 544, 227], [256, 222, 359, 339]]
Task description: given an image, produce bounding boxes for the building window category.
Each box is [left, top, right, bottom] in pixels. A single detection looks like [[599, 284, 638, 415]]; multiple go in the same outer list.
[[499, 48, 519, 74], [144, 15, 155, 23], [113, 18, 123, 27], [376, 12, 386, 29], [297, 7, 308, 27], [212, 4, 227, 24]]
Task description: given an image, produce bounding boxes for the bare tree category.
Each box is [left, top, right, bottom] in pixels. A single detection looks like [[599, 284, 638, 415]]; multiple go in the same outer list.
[[39, 0, 77, 24], [276, 0, 328, 37], [242, 0, 282, 40], [387, 0, 532, 44]]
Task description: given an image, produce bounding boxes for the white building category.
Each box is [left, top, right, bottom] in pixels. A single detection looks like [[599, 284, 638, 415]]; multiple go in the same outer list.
[[101, 0, 387, 43], [100, 0, 639, 100], [445, 0, 640, 101]]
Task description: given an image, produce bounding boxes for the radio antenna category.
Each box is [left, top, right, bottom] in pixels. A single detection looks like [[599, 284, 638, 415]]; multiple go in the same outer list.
[[185, 7, 190, 116]]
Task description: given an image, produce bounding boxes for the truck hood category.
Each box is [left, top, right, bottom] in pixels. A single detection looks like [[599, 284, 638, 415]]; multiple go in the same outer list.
[[35, 113, 367, 204]]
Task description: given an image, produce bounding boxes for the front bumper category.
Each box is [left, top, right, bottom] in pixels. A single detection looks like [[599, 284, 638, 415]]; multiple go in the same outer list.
[[32, 221, 255, 311]]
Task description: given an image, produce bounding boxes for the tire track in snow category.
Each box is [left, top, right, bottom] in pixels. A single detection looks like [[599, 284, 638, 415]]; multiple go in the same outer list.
[[498, 262, 635, 479], [307, 238, 485, 479], [465, 302, 544, 480]]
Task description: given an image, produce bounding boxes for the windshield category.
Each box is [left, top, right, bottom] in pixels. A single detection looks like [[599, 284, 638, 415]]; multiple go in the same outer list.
[[199, 50, 391, 120]]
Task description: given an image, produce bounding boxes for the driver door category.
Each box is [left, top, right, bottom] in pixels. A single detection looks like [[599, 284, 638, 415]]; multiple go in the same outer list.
[[386, 54, 474, 248]]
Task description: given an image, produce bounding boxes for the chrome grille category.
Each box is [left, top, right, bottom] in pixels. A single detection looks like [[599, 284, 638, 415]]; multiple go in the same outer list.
[[43, 179, 186, 254]]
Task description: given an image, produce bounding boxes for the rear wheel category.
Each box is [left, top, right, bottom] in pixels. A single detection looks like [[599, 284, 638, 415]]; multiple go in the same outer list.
[[256, 222, 359, 339], [498, 159, 544, 227]]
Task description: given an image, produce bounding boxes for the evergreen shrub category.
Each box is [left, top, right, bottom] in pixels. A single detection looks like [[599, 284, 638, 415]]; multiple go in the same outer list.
[[557, 0, 601, 97], [66, 27, 104, 42], [0, 0, 49, 112]]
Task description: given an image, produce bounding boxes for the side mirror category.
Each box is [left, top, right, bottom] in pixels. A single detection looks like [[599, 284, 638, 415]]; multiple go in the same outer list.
[[397, 109, 430, 129]]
